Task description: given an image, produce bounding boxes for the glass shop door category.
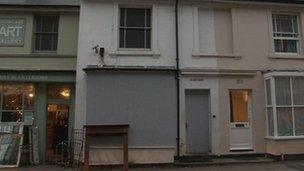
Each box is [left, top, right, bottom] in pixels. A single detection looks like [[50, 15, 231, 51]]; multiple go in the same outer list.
[[46, 104, 69, 162]]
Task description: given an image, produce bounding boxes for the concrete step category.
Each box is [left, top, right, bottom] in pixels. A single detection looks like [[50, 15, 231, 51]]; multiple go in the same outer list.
[[175, 156, 276, 166]]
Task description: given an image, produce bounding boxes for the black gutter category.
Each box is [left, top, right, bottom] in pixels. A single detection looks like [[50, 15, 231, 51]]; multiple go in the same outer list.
[[175, 0, 181, 158]]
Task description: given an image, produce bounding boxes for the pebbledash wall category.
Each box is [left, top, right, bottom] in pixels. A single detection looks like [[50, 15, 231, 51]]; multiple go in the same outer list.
[[0, 1, 79, 163], [76, 0, 304, 165]]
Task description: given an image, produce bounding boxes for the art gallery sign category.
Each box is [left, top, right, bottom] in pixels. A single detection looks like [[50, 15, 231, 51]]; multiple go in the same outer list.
[[0, 18, 25, 46]]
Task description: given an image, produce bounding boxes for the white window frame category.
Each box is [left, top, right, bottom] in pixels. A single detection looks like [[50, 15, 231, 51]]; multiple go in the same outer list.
[[271, 13, 301, 55], [109, 3, 160, 57], [265, 72, 304, 139]]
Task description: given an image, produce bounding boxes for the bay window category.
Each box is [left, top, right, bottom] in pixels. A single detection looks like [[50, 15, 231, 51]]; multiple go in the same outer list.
[[265, 75, 304, 137]]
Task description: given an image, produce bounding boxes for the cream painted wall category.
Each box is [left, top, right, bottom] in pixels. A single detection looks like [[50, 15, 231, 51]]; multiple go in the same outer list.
[[216, 7, 304, 70], [179, 76, 220, 155], [179, 5, 218, 69], [218, 73, 266, 154], [266, 139, 304, 155], [213, 4, 304, 155]]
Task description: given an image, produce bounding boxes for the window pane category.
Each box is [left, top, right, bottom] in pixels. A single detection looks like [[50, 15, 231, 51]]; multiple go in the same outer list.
[[146, 9, 151, 27], [295, 107, 304, 136], [275, 77, 291, 105], [126, 8, 146, 27], [273, 15, 297, 33], [125, 29, 145, 48], [277, 107, 293, 136], [230, 90, 249, 123], [293, 77, 304, 105], [35, 15, 59, 33], [267, 107, 274, 136], [48, 85, 71, 100], [120, 8, 125, 27], [146, 29, 151, 48], [274, 39, 298, 53], [1, 111, 22, 122], [266, 79, 272, 105], [35, 34, 58, 51], [3, 85, 23, 110], [22, 84, 35, 110], [119, 29, 125, 48]]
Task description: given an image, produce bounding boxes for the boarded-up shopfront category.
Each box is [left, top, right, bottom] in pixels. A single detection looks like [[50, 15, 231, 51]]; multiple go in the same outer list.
[[84, 67, 177, 165]]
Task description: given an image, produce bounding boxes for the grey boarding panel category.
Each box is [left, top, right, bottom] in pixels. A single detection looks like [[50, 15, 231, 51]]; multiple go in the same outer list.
[[186, 90, 210, 154], [86, 71, 177, 147]]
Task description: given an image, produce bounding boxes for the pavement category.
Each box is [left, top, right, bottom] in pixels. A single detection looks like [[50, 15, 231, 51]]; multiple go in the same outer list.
[[3, 160, 304, 171]]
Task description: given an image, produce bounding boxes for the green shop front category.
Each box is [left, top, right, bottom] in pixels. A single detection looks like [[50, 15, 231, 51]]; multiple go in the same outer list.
[[0, 70, 75, 163]]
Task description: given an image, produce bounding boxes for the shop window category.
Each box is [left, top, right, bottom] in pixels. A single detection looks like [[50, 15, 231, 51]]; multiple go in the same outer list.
[[230, 90, 250, 123], [34, 15, 59, 52], [0, 84, 35, 122], [265, 76, 304, 137], [272, 14, 300, 54], [119, 8, 151, 49], [48, 85, 71, 100]]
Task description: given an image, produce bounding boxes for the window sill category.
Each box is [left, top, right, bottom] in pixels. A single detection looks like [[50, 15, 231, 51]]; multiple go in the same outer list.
[[109, 50, 161, 57], [192, 53, 241, 59], [266, 136, 304, 140], [268, 53, 304, 60]]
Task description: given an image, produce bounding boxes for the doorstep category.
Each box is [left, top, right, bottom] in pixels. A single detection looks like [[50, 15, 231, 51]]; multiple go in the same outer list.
[[174, 155, 276, 167]]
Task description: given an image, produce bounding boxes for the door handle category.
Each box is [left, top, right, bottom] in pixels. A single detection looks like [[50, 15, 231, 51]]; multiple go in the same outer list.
[[186, 122, 188, 129]]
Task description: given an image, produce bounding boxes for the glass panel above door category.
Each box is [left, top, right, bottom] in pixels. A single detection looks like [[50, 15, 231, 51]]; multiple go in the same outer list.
[[47, 85, 71, 100]]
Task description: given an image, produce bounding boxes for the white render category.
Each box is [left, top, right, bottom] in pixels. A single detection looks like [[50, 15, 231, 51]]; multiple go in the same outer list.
[[76, 0, 222, 164]]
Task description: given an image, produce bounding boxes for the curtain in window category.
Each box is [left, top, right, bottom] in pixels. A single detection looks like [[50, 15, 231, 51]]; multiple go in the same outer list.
[[293, 77, 304, 105], [277, 107, 293, 136], [295, 107, 304, 136], [230, 90, 249, 123], [267, 107, 274, 136], [266, 80, 272, 105], [275, 77, 291, 105]]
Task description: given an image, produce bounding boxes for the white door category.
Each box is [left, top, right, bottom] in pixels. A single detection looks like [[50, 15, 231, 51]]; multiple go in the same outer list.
[[229, 90, 253, 151]]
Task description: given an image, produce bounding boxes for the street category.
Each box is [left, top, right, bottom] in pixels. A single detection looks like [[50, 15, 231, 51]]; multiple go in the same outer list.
[[6, 161, 304, 171]]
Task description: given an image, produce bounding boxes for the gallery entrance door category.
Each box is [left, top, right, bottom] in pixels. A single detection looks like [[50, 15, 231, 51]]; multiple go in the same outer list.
[[46, 104, 69, 162]]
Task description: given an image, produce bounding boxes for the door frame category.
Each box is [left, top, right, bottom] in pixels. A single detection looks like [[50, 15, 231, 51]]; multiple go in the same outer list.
[[44, 85, 75, 161], [228, 89, 253, 151], [185, 89, 212, 155]]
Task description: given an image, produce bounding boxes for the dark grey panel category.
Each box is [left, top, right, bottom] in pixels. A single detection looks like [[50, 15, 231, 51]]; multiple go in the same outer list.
[[186, 89, 210, 154], [0, 0, 79, 6], [86, 71, 177, 146]]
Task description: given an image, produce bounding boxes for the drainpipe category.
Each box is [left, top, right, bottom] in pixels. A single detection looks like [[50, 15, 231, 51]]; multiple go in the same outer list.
[[175, 0, 181, 158]]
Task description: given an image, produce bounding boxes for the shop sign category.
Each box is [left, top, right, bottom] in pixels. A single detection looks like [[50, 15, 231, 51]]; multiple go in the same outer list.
[[0, 18, 25, 46], [0, 73, 47, 82], [0, 72, 75, 83]]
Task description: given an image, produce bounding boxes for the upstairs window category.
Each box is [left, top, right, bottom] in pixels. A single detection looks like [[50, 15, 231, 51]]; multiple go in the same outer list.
[[272, 14, 299, 54], [119, 8, 151, 49], [34, 15, 59, 52]]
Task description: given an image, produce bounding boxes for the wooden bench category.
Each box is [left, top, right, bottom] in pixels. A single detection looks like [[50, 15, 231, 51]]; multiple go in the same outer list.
[[84, 124, 129, 171]]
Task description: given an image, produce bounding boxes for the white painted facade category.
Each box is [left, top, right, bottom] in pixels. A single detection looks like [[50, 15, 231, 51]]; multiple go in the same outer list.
[[76, 0, 178, 164], [76, 0, 222, 157], [76, 0, 304, 165], [76, 0, 177, 128]]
